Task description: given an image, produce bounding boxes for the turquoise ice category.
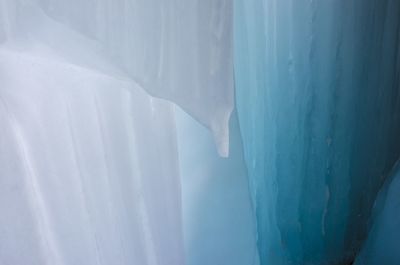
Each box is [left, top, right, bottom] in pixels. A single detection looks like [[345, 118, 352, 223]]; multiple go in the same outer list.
[[234, 0, 400, 264]]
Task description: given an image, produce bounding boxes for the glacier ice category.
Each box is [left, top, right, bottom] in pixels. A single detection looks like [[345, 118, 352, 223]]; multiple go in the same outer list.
[[234, 0, 400, 264]]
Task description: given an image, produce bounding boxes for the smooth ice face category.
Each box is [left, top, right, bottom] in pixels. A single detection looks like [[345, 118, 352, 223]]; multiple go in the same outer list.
[[355, 161, 400, 265], [234, 0, 400, 264]]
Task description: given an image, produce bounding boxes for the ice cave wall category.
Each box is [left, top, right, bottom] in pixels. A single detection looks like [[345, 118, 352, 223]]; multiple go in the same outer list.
[[234, 0, 400, 264]]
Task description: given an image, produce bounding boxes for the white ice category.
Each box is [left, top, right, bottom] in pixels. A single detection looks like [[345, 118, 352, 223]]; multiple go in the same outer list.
[[0, 1, 244, 265]]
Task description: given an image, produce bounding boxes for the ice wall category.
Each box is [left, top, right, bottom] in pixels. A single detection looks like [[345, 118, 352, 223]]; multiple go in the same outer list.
[[234, 0, 400, 264]]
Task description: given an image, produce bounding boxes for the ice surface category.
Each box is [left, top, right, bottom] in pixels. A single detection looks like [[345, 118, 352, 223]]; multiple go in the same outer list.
[[355, 161, 400, 265], [176, 108, 260, 265], [234, 0, 400, 264]]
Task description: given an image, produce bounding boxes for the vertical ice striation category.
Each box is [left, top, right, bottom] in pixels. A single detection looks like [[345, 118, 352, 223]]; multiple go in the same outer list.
[[234, 0, 400, 264]]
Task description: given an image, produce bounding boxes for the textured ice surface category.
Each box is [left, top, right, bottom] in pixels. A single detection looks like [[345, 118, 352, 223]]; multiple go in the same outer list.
[[234, 0, 400, 264], [355, 161, 400, 265], [176, 109, 260, 265]]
